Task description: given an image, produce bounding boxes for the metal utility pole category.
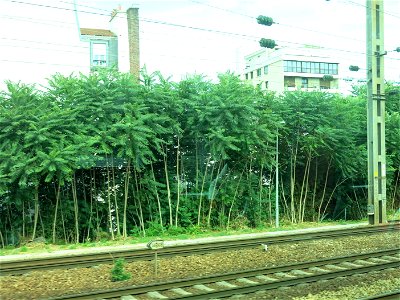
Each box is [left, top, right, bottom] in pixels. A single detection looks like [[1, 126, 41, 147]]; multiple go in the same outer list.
[[366, 0, 387, 225]]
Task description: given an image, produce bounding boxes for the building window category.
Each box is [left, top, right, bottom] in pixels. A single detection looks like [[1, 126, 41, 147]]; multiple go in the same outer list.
[[296, 61, 302, 72], [320, 63, 328, 74], [257, 68, 262, 77], [284, 60, 338, 75], [264, 65, 268, 74], [91, 42, 108, 67], [301, 78, 308, 88], [284, 76, 296, 88], [250, 71, 254, 79], [265, 81, 269, 89], [320, 79, 331, 89], [245, 73, 248, 80], [302, 61, 311, 73], [330, 63, 338, 75], [311, 62, 319, 74]]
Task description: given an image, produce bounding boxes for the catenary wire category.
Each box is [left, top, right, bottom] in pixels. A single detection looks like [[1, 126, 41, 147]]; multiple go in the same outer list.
[[1, 0, 398, 59]]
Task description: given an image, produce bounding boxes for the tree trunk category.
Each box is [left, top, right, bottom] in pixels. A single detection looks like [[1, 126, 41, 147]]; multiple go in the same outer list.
[[290, 138, 299, 223], [163, 145, 173, 226], [52, 180, 61, 244], [207, 160, 221, 227], [227, 165, 245, 229], [123, 159, 131, 238], [301, 155, 311, 222], [175, 136, 180, 227], [269, 164, 275, 225], [22, 200, 25, 239], [311, 158, 318, 222], [31, 185, 39, 241], [105, 155, 115, 240], [133, 169, 145, 236], [257, 163, 264, 225], [390, 167, 399, 210], [197, 155, 210, 226], [86, 169, 94, 241], [298, 154, 311, 223], [71, 174, 79, 243], [320, 178, 348, 222], [318, 157, 332, 221], [150, 161, 164, 230], [60, 188, 67, 244], [111, 155, 121, 237]]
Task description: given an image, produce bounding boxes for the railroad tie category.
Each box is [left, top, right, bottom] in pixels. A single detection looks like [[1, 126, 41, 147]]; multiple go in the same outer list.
[[290, 269, 313, 276], [339, 262, 364, 268], [323, 264, 347, 271], [170, 288, 192, 296], [368, 257, 392, 263], [273, 272, 297, 278], [193, 284, 215, 292], [308, 266, 331, 273], [255, 275, 279, 281], [121, 296, 138, 300], [353, 259, 376, 266], [236, 277, 259, 285], [381, 255, 400, 261], [146, 291, 169, 299], [216, 281, 238, 288]]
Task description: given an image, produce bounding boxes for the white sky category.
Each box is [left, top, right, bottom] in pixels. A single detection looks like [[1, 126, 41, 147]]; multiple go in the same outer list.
[[0, 0, 399, 86]]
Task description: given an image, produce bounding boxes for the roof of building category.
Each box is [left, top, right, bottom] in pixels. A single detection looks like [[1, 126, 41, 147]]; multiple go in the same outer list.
[[80, 28, 116, 37]]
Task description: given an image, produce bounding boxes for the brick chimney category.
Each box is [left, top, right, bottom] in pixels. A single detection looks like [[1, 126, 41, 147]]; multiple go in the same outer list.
[[127, 8, 140, 80]]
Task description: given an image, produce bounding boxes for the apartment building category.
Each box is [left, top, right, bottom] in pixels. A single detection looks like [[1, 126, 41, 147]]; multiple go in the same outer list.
[[243, 46, 340, 93]]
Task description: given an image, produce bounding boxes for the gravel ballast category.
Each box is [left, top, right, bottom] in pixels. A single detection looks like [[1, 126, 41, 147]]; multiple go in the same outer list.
[[0, 231, 399, 300]]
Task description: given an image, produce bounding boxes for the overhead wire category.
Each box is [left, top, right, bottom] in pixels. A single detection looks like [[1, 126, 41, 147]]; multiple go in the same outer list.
[[340, 0, 400, 19], [189, 0, 367, 44], [1, 0, 398, 59], [0, 0, 398, 75]]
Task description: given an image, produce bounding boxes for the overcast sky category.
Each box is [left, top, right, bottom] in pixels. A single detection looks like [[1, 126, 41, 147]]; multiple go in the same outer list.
[[0, 0, 399, 86]]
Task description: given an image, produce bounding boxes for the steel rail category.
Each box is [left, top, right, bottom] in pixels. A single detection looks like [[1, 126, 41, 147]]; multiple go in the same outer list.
[[358, 290, 400, 300], [1, 222, 398, 276], [50, 248, 400, 300]]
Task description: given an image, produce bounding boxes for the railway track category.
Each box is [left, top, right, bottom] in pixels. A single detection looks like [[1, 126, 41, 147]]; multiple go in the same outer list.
[[50, 248, 400, 300], [1, 223, 398, 276], [358, 290, 400, 300]]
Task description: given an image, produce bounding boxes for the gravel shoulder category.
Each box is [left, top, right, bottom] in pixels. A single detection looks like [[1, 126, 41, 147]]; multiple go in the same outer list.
[[1, 231, 399, 300]]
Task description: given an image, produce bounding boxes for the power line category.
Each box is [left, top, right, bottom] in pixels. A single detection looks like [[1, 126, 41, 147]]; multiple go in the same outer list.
[[189, 0, 367, 44], [1, 0, 397, 59], [0, 58, 88, 68], [1, 0, 398, 75], [0, 37, 88, 49], [1, 0, 110, 16], [341, 0, 400, 19]]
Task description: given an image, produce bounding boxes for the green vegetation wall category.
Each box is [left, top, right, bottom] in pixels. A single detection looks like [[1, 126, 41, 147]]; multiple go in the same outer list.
[[0, 69, 399, 245]]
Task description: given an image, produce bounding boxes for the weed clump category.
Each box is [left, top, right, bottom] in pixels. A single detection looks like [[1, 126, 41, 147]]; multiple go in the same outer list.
[[111, 258, 131, 282]]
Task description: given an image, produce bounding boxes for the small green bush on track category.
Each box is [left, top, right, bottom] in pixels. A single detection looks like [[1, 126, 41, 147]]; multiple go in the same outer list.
[[111, 258, 131, 282]]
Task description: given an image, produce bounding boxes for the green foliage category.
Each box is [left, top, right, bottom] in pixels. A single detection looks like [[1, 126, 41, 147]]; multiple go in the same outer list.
[[322, 75, 334, 81], [259, 38, 276, 49], [144, 221, 165, 236], [111, 258, 131, 282], [1, 68, 397, 247]]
